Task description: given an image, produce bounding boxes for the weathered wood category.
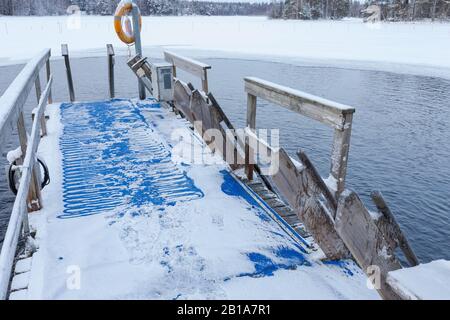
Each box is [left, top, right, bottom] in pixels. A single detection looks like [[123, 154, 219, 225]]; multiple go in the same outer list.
[[173, 79, 194, 123], [244, 77, 355, 130], [46, 58, 53, 104], [298, 151, 337, 213], [245, 93, 257, 180], [107, 44, 115, 99], [245, 135, 255, 181], [61, 44, 75, 102], [34, 74, 42, 102], [0, 76, 52, 300], [270, 148, 351, 260], [164, 51, 211, 82], [330, 112, 353, 197], [371, 191, 419, 267], [34, 74, 47, 137], [16, 112, 42, 213], [335, 191, 402, 300], [0, 49, 51, 156]]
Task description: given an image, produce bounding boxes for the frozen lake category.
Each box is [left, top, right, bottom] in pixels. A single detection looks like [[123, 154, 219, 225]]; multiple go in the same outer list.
[[1, 55, 449, 264]]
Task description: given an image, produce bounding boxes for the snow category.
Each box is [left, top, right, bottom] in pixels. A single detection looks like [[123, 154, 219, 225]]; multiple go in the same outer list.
[[23, 99, 379, 300], [0, 16, 450, 78], [387, 260, 450, 300], [14, 257, 32, 274], [6, 146, 22, 164]]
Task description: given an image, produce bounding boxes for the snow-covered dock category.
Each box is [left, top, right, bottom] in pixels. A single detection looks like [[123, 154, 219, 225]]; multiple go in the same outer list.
[[1, 43, 449, 300], [9, 99, 377, 299]]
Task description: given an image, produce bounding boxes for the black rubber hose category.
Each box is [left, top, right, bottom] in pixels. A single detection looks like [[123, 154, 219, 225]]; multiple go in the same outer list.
[[8, 158, 50, 195]]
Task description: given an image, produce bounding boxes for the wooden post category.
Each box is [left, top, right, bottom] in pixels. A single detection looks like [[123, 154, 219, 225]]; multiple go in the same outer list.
[[330, 112, 353, 198], [46, 58, 53, 104], [16, 112, 42, 212], [335, 191, 402, 300], [371, 191, 420, 267], [61, 44, 75, 102], [172, 65, 177, 78], [34, 74, 48, 136], [245, 93, 257, 180], [107, 44, 115, 99], [202, 70, 209, 94]]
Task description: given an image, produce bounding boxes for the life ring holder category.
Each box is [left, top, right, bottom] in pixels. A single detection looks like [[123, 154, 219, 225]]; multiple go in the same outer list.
[[114, 1, 142, 45]]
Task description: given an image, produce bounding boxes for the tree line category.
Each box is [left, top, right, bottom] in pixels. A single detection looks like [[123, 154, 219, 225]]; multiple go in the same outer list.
[[0, 0, 271, 16], [270, 0, 450, 20], [1, 0, 449, 20]]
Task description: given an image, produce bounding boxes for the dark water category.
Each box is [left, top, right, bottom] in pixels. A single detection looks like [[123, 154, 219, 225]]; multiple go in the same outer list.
[[1, 56, 449, 263]]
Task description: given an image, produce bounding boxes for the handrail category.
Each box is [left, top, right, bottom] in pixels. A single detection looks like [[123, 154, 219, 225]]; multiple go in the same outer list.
[[164, 51, 211, 93], [244, 77, 354, 197], [0, 50, 53, 300], [244, 77, 354, 129], [0, 49, 51, 155]]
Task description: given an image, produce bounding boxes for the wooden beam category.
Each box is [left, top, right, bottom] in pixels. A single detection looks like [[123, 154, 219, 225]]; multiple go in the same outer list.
[[107, 44, 115, 99], [270, 148, 351, 260], [335, 191, 403, 300], [61, 44, 75, 102], [46, 57, 53, 104], [371, 191, 419, 267], [0, 49, 51, 156], [245, 93, 257, 180], [34, 74, 48, 136], [244, 77, 355, 130], [164, 51, 211, 80], [0, 76, 52, 300], [330, 112, 353, 197], [164, 51, 211, 94]]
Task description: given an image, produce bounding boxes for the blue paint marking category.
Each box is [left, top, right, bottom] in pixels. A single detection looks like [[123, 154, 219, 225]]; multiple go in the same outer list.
[[224, 246, 310, 280], [58, 99, 204, 219], [322, 260, 355, 277], [220, 170, 271, 222]]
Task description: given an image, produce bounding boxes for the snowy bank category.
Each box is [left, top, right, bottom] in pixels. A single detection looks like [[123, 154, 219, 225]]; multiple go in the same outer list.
[[387, 260, 450, 300], [0, 16, 450, 78]]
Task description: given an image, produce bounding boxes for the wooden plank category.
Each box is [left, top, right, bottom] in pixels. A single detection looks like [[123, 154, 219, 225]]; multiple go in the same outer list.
[[34, 74, 48, 137], [244, 77, 355, 130], [107, 44, 115, 99], [335, 191, 402, 300], [164, 51, 211, 81], [173, 79, 194, 123], [0, 49, 51, 156], [61, 44, 75, 102], [46, 58, 53, 104], [270, 148, 350, 260], [16, 112, 41, 212], [330, 112, 353, 197], [371, 191, 419, 267], [0, 76, 52, 300], [245, 93, 257, 180]]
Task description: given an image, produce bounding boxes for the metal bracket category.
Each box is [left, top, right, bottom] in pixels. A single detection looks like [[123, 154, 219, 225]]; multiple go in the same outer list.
[[127, 55, 153, 95]]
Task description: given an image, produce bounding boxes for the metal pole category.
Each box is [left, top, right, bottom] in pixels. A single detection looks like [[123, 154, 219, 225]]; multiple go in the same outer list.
[[132, 3, 146, 100]]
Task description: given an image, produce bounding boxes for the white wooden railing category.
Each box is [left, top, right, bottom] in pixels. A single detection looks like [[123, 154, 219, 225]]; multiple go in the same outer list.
[[164, 51, 211, 94], [0, 49, 53, 300], [244, 77, 355, 198]]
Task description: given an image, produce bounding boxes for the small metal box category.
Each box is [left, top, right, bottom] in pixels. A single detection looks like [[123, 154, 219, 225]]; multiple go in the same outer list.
[[150, 62, 174, 102]]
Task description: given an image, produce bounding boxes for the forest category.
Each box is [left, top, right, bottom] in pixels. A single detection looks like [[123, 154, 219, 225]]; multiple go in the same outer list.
[[0, 0, 449, 20]]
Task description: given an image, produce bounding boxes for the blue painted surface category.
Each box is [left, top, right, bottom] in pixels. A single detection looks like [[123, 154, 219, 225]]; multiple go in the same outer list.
[[57, 99, 354, 282], [58, 99, 203, 219]]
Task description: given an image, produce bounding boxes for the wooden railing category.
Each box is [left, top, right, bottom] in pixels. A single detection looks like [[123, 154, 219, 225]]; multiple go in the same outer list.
[[244, 77, 355, 197], [164, 51, 211, 93], [0, 49, 53, 300]]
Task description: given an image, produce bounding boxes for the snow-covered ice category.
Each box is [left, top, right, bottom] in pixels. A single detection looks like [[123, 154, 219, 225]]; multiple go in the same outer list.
[[0, 16, 450, 78]]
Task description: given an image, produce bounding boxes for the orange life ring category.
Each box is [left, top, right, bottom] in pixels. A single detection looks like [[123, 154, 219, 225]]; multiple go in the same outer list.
[[114, 2, 142, 45]]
